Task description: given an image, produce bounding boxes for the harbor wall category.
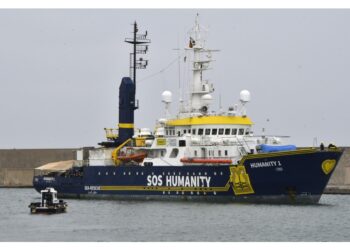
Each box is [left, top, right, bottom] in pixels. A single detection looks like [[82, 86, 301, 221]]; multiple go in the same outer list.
[[325, 147, 350, 193], [0, 149, 75, 187], [0, 148, 349, 193]]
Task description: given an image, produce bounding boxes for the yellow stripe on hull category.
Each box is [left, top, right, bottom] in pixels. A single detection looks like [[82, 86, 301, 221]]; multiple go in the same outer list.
[[100, 183, 231, 192], [166, 116, 253, 126], [239, 148, 319, 165]]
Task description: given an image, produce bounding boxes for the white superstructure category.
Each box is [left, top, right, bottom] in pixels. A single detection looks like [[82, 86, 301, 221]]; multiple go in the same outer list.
[[79, 15, 287, 168], [74, 15, 288, 166]]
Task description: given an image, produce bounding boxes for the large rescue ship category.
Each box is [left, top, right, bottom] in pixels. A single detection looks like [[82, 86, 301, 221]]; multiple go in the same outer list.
[[33, 16, 343, 204]]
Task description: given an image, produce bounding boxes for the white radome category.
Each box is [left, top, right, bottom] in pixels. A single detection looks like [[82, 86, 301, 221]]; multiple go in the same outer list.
[[158, 118, 167, 124], [201, 94, 213, 105], [240, 90, 251, 103], [161, 91, 172, 103]]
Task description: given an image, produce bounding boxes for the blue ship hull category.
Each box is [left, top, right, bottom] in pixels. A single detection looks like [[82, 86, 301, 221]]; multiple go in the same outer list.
[[33, 148, 343, 204]]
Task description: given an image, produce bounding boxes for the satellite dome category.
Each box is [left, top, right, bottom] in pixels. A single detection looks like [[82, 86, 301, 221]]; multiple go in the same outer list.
[[240, 90, 251, 103], [161, 91, 172, 103], [201, 94, 213, 105], [158, 118, 167, 124]]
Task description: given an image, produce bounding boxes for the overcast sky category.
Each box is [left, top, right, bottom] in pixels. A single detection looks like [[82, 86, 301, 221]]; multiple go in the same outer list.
[[0, 9, 349, 148]]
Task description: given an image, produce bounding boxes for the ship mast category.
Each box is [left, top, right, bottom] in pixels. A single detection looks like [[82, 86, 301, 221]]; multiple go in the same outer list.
[[187, 15, 217, 116], [125, 22, 151, 100]]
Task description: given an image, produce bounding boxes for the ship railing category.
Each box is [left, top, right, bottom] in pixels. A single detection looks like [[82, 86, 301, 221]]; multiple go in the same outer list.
[[248, 135, 290, 144], [191, 136, 255, 147], [236, 137, 251, 155], [104, 128, 118, 140]]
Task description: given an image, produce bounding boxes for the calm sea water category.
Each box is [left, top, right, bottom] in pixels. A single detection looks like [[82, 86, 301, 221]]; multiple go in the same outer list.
[[0, 188, 349, 242]]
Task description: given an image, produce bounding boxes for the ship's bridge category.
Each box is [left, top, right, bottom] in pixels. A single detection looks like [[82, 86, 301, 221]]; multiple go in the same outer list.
[[164, 115, 253, 137]]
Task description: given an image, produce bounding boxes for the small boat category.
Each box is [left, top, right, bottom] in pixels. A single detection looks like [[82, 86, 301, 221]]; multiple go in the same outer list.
[[118, 152, 147, 163], [29, 187, 67, 214]]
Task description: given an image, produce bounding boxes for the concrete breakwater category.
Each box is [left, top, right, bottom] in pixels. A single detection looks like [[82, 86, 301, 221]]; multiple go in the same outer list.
[[0, 148, 349, 194], [0, 149, 75, 187], [325, 147, 350, 194]]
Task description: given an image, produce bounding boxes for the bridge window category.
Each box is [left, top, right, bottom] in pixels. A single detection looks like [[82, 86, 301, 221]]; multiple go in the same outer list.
[[205, 128, 211, 135], [245, 128, 250, 135], [212, 128, 217, 135], [192, 129, 196, 135], [198, 128, 204, 135], [238, 128, 245, 135], [218, 128, 224, 135], [225, 128, 230, 135], [232, 128, 237, 135]]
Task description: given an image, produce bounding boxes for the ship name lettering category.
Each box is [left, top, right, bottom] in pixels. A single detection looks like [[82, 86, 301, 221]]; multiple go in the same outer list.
[[147, 175, 211, 187], [147, 175, 163, 186], [84, 186, 101, 191], [250, 161, 282, 168]]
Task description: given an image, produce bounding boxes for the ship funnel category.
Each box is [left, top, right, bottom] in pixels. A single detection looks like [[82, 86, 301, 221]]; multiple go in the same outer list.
[[117, 77, 137, 143]]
